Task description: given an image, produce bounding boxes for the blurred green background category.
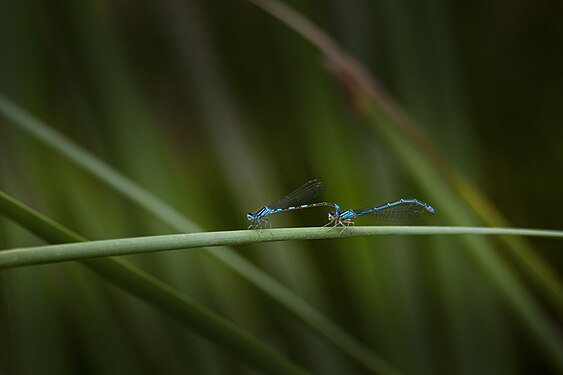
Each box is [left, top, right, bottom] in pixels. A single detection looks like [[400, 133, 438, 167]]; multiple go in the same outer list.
[[1, 0, 562, 374]]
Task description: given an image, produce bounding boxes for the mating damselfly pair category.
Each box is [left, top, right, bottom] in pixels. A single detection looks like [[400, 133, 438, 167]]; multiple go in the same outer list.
[[247, 179, 434, 233]]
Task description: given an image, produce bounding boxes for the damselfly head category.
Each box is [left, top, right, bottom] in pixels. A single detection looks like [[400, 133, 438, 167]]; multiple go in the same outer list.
[[246, 213, 255, 221], [328, 212, 337, 221]]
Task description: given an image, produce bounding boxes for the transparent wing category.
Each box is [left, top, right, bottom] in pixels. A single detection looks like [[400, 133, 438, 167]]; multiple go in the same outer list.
[[353, 199, 434, 223], [267, 179, 325, 209]]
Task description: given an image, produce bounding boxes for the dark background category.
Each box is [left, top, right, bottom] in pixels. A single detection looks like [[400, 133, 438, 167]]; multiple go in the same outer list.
[[1, 0, 562, 374]]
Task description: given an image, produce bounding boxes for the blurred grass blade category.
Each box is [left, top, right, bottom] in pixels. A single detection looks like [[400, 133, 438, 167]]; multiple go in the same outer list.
[[246, 0, 563, 313], [0, 95, 401, 375], [1, 225, 562, 269], [450, 177, 563, 310], [0, 190, 310, 375]]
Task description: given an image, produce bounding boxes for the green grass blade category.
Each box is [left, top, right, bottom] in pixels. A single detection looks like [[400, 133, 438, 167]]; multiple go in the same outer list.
[[0, 190, 310, 375], [1, 225, 562, 269], [451, 179, 563, 311], [0, 96, 401, 375]]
